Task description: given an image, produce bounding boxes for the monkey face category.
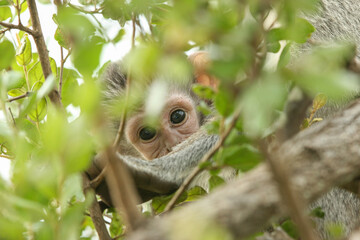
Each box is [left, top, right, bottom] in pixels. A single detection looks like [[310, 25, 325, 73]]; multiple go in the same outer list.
[[125, 92, 200, 160]]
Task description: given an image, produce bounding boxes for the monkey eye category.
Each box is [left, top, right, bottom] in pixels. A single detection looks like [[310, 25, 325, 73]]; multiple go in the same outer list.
[[170, 109, 186, 125], [139, 126, 157, 141]]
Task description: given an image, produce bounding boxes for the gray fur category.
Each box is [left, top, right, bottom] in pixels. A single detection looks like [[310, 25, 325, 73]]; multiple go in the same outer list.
[[298, 0, 360, 59], [310, 188, 360, 239]]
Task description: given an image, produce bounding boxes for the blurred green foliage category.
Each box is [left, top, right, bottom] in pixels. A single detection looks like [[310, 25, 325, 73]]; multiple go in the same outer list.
[[0, 0, 359, 238]]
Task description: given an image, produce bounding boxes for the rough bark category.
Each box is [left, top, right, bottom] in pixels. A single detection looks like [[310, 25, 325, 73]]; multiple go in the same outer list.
[[127, 99, 360, 240]]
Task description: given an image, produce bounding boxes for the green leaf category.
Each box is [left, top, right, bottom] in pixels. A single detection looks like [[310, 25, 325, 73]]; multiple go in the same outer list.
[[72, 36, 104, 77], [208, 175, 225, 191], [59, 202, 87, 240], [36, 75, 56, 100], [312, 93, 327, 110], [28, 97, 47, 122], [109, 212, 123, 238], [33, 221, 54, 240], [0, 119, 12, 138], [1, 70, 25, 91], [20, 1, 27, 13], [0, 189, 46, 222], [16, 35, 32, 66], [277, 42, 292, 69], [281, 220, 299, 239], [56, 7, 96, 38], [242, 75, 287, 137], [268, 18, 315, 44], [37, 0, 51, 4], [0, 6, 11, 20], [310, 207, 325, 219], [0, 39, 15, 70], [0, 0, 10, 6], [222, 145, 262, 171], [54, 27, 70, 49], [16, 118, 39, 143], [124, 44, 162, 81], [197, 101, 212, 116], [185, 186, 207, 202], [0, 217, 26, 239], [112, 28, 125, 43], [291, 44, 359, 99], [60, 68, 80, 107], [152, 192, 187, 214], [192, 84, 216, 100], [28, 58, 57, 89], [326, 223, 345, 239], [267, 41, 281, 53], [214, 88, 235, 117]]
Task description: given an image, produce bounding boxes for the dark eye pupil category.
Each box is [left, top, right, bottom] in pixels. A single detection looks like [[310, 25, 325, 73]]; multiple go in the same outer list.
[[170, 109, 186, 124], [139, 127, 156, 141]]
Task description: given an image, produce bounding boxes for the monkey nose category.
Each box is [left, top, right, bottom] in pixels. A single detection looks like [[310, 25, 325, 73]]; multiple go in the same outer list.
[[163, 135, 179, 152]]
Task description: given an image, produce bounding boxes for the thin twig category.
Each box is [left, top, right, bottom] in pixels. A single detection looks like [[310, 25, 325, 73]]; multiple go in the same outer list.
[[113, 13, 136, 148], [90, 165, 108, 189], [68, 3, 103, 14], [164, 108, 242, 212], [59, 49, 71, 97], [0, 21, 37, 36], [8, 108, 16, 126], [0, 154, 13, 160], [0, 28, 9, 35], [53, 0, 62, 7], [27, 0, 62, 106], [7, 92, 31, 102], [84, 212, 111, 225], [59, 47, 64, 98], [131, 13, 136, 48], [260, 142, 319, 240], [15, 0, 21, 25], [87, 14, 110, 42], [83, 174, 112, 240]]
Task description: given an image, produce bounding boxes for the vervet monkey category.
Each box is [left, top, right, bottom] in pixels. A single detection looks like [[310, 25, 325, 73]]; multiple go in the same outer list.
[[87, 0, 360, 238], [88, 52, 232, 204]]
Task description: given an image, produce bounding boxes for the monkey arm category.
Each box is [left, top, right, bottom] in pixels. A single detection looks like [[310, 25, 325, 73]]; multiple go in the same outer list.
[[87, 132, 218, 203], [119, 134, 219, 194]]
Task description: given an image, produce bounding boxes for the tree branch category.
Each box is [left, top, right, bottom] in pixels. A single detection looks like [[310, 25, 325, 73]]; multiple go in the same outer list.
[[103, 148, 145, 231], [83, 174, 112, 240], [27, 0, 62, 106], [127, 99, 360, 240], [7, 91, 31, 102], [261, 142, 319, 240], [0, 21, 37, 36]]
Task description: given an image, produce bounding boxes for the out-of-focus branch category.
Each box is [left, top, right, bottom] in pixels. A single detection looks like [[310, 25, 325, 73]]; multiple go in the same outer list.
[[103, 148, 145, 231], [276, 88, 312, 142], [261, 142, 319, 240]]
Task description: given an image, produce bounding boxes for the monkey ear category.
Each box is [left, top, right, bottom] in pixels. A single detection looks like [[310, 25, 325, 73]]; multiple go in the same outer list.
[[188, 51, 219, 90]]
